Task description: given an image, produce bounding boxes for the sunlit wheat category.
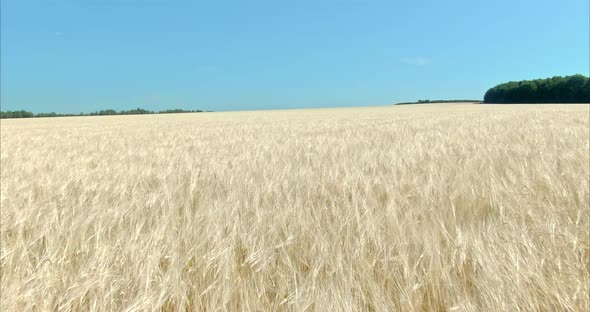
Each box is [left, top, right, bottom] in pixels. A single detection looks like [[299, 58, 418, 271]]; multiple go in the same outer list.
[[1, 103, 589, 311]]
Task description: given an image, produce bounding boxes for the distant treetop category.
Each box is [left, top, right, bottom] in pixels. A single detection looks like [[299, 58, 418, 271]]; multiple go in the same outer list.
[[396, 99, 481, 105], [484, 74, 590, 103], [0, 108, 208, 119]]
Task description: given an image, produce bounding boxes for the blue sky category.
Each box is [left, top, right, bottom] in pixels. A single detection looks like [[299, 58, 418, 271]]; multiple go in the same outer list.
[[1, 0, 588, 113]]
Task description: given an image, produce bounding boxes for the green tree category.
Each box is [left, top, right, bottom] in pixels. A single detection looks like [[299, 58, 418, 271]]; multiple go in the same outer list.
[[484, 75, 590, 103], [0, 110, 34, 118]]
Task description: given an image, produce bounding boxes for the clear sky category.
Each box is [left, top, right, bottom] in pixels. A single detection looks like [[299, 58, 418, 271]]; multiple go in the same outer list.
[[1, 0, 588, 113]]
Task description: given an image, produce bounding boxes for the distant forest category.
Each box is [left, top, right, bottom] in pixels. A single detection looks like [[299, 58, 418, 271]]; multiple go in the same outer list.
[[3, 75, 589, 118], [0, 108, 210, 119], [396, 99, 481, 105], [484, 74, 590, 103]]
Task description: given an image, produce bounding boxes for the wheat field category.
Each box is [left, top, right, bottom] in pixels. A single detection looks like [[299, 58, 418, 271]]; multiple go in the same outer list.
[[1, 103, 589, 311]]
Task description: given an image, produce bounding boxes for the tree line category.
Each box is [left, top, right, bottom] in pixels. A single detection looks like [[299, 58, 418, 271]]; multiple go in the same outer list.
[[484, 74, 590, 103], [0, 108, 209, 119], [397, 99, 481, 105]]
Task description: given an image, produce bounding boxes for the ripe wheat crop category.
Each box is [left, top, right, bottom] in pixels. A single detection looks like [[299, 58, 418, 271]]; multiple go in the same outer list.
[[1, 103, 589, 311]]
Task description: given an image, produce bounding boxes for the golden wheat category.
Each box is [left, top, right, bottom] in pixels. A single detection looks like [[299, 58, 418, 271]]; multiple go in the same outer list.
[[1, 103, 589, 311]]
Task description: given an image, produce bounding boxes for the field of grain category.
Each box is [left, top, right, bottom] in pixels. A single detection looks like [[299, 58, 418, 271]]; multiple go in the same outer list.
[[1, 103, 589, 311]]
